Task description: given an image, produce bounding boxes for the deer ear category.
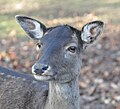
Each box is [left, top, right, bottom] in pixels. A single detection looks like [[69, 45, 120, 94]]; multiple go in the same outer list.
[[15, 15, 46, 40], [81, 21, 105, 44]]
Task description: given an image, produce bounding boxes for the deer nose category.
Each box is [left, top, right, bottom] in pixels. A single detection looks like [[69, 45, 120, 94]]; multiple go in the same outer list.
[[32, 64, 49, 75]]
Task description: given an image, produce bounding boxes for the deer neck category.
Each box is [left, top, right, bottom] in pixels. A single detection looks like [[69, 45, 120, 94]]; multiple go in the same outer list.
[[45, 77, 80, 109]]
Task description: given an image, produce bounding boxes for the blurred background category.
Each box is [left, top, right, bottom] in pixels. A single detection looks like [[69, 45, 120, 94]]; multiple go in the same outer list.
[[0, 0, 120, 108]]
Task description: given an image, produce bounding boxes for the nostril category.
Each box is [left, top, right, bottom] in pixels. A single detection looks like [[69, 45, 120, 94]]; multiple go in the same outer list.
[[42, 65, 48, 71]]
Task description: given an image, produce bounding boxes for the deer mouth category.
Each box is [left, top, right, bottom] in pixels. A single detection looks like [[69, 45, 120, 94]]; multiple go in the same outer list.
[[33, 74, 53, 81], [33, 71, 57, 81], [32, 66, 57, 81]]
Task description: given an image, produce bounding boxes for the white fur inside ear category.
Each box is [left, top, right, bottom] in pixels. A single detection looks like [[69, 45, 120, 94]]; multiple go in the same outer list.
[[81, 24, 95, 43], [81, 22, 103, 43], [30, 21, 43, 39]]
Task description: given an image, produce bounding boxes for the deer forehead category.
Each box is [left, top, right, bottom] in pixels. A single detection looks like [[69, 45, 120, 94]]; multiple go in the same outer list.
[[41, 25, 78, 49]]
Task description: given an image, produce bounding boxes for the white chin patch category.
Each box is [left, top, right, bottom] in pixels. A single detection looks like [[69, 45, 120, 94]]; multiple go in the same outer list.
[[33, 75, 52, 81]]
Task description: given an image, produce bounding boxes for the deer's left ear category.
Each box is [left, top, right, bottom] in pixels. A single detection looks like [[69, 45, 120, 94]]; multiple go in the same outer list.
[[81, 21, 105, 44]]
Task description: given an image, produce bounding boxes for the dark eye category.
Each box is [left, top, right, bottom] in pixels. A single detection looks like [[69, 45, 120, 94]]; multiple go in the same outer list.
[[36, 42, 42, 48], [36, 42, 43, 51], [67, 46, 77, 53]]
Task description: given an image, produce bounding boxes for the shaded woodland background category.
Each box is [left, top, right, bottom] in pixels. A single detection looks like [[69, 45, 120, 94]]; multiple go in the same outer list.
[[0, 0, 120, 108]]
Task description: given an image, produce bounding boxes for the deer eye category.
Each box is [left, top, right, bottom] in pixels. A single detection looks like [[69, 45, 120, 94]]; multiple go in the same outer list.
[[36, 42, 43, 50], [37, 43, 42, 48], [67, 46, 77, 53]]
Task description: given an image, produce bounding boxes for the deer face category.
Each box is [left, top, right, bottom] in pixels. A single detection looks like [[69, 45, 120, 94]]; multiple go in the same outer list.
[[16, 15, 104, 83]]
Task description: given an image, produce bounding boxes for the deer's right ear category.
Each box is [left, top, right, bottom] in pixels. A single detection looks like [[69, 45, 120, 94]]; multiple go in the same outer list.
[[15, 15, 46, 40]]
